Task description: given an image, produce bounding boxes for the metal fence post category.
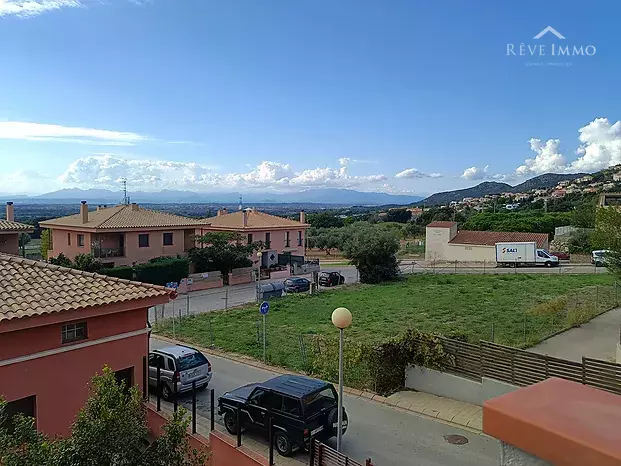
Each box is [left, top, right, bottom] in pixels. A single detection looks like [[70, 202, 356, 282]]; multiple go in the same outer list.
[[308, 438, 316, 466], [173, 372, 178, 412], [454, 260, 457, 273], [210, 389, 215, 431], [156, 365, 161, 412], [192, 381, 197, 434], [236, 405, 242, 447], [186, 290, 190, 316], [225, 288, 229, 309], [483, 260, 486, 274], [268, 416, 274, 466]]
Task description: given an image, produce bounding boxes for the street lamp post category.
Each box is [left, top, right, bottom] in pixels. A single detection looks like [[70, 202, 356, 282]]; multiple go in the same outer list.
[[331, 307, 352, 453], [257, 251, 263, 302]]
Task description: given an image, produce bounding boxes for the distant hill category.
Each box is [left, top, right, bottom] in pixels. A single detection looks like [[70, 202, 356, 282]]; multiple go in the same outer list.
[[421, 181, 511, 206], [420, 173, 587, 206], [29, 188, 424, 206]]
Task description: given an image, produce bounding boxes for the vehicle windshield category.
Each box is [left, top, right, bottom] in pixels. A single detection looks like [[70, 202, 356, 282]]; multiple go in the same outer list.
[[292, 278, 307, 283], [177, 352, 208, 371], [303, 387, 336, 416], [594, 251, 606, 258]]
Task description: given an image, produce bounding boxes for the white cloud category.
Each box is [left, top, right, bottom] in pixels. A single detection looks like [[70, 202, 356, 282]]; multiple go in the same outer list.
[[515, 138, 566, 176], [0, 169, 60, 194], [0, 121, 146, 146], [57, 155, 388, 191], [0, 0, 82, 18], [461, 165, 489, 180], [395, 168, 442, 179]]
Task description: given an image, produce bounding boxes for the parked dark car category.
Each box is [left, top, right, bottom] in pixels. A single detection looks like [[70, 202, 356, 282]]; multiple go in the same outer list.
[[218, 375, 348, 457], [284, 277, 311, 293], [318, 271, 345, 287], [550, 251, 570, 261]]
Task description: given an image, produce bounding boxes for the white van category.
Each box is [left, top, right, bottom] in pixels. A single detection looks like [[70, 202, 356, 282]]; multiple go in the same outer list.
[[495, 242, 559, 267]]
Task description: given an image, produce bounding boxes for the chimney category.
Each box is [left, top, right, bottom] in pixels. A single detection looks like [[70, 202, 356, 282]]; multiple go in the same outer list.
[[217, 209, 223, 217], [300, 210, 306, 224], [96, 205, 102, 211], [80, 201, 88, 224], [222, 208, 227, 215], [242, 209, 248, 227], [6, 202, 14, 222], [131, 203, 139, 211]]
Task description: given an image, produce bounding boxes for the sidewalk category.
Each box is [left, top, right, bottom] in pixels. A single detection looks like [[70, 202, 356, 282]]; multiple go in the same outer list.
[[384, 391, 482, 431], [153, 334, 484, 433]]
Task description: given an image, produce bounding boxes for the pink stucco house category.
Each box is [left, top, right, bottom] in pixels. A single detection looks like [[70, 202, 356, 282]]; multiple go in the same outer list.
[[198, 208, 310, 267], [40, 202, 310, 270], [1, 202, 34, 256], [39, 202, 206, 267]]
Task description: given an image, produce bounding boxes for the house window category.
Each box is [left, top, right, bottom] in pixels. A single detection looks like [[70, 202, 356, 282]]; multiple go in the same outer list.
[[138, 234, 149, 248], [0, 395, 36, 432], [297, 231, 302, 246], [285, 231, 290, 248], [265, 232, 271, 248], [247, 233, 253, 244], [77, 234, 85, 247], [67, 232, 71, 246], [61, 322, 87, 344], [163, 232, 173, 246]]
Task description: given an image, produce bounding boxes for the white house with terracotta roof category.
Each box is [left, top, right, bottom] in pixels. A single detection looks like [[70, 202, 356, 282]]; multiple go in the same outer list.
[[40, 201, 206, 267], [199, 208, 310, 267], [425, 221, 549, 263], [1, 202, 34, 256]]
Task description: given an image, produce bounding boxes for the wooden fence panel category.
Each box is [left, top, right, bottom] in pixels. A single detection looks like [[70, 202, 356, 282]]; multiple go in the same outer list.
[[441, 338, 482, 381], [583, 358, 621, 395], [311, 440, 365, 466]]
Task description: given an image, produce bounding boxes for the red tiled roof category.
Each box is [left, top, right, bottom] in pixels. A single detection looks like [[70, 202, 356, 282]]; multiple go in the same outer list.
[[426, 221, 457, 228], [449, 230, 549, 248]]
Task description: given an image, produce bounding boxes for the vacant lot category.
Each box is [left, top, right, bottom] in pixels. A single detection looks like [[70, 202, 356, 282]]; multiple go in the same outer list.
[[154, 274, 617, 373]]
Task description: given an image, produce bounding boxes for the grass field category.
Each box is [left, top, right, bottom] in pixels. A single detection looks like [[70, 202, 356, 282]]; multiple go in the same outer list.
[[153, 274, 617, 374]]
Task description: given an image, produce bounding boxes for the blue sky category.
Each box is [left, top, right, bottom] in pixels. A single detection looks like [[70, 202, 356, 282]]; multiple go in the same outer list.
[[1, 0, 620, 195]]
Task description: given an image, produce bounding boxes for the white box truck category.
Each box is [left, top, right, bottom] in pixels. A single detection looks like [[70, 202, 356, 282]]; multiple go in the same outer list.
[[495, 242, 559, 267]]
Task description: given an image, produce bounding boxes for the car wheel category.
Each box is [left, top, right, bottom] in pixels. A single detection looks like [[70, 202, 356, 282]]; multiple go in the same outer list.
[[274, 431, 293, 457], [545, 261, 552, 267], [161, 383, 173, 401], [224, 411, 238, 435]]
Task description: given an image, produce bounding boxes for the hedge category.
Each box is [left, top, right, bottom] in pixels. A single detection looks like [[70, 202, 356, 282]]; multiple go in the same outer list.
[[99, 257, 189, 286]]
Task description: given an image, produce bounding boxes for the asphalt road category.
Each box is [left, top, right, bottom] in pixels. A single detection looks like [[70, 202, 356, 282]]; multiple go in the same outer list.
[[150, 337, 498, 466], [149, 263, 605, 322]]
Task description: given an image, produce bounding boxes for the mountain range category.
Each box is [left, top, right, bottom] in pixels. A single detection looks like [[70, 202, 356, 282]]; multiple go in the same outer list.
[[419, 173, 587, 206], [6, 188, 424, 206]]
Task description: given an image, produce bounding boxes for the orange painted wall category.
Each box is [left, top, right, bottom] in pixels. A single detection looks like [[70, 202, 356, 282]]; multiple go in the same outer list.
[[0, 308, 149, 438], [210, 431, 268, 466], [49, 229, 92, 260], [0, 334, 148, 438], [0, 308, 147, 361], [0, 233, 20, 256]]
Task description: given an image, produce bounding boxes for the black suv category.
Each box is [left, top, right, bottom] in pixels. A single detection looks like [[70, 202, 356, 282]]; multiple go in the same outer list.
[[218, 375, 348, 456], [318, 271, 345, 287]]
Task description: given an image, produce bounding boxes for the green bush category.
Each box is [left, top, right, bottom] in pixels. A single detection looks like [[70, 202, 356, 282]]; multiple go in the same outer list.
[[136, 257, 189, 286], [99, 266, 135, 281]]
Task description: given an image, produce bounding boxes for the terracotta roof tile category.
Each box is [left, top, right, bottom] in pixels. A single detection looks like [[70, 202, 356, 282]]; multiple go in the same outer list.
[[202, 210, 308, 230], [0, 220, 34, 232], [0, 255, 172, 322], [426, 221, 457, 228], [39, 204, 206, 230], [449, 230, 549, 248]]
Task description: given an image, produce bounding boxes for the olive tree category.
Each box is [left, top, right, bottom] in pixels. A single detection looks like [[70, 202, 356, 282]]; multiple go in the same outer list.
[[342, 224, 400, 283]]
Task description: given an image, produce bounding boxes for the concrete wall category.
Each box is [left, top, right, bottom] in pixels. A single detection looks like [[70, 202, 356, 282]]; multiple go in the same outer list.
[[617, 342, 621, 364], [0, 232, 20, 256], [445, 243, 496, 262], [425, 225, 456, 261], [405, 365, 519, 406]]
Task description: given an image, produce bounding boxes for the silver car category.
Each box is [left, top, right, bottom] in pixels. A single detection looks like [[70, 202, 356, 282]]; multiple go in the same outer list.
[[148, 345, 212, 401]]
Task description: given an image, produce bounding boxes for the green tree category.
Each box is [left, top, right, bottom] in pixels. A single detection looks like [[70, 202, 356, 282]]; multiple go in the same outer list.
[[571, 202, 596, 228], [592, 207, 621, 279], [73, 253, 103, 273], [19, 233, 31, 258], [190, 232, 258, 275], [342, 224, 400, 283], [49, 253, 73, 268], [568, 230, 592, 254], [306, 227, 345, 255], [384, 209, 411, 224], [306, 212, 345, 228], [40, 229, 51, 260]]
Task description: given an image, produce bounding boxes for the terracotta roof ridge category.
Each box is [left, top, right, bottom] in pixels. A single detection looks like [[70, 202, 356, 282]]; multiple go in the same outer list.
[[0, 254, 171, 292], [0, 219, 35, 228]]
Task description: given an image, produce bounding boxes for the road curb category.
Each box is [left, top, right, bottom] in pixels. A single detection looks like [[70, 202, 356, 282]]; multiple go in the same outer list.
[[151, 334, 484, 434]]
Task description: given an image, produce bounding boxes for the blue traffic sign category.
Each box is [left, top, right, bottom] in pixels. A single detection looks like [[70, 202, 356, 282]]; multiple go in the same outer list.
[[260, 301, 270, 315], [166, 282, 179, 289]]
